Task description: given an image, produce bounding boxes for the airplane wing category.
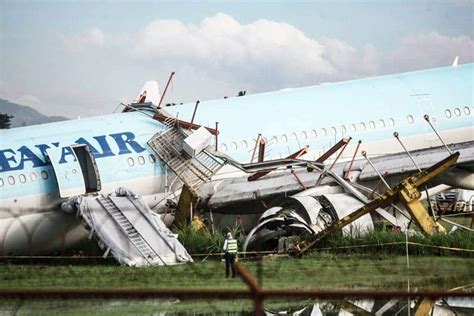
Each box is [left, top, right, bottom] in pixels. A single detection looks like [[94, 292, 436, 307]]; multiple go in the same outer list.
[[196, 140, 474, 210]]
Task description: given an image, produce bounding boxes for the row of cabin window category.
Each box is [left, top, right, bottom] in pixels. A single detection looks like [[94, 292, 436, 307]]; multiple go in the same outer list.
[[127, 154, 157, 167], [0, 170, 49, 187], [445, 106, 471, 118], [219, 106, 472, 152], [0, 154, 158, 187], [220, 117, 397, 152]]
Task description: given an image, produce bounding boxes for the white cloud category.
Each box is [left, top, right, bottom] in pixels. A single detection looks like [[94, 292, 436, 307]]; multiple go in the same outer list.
[[131, 13, 342, 88], [385, 32, 474, 72], [4, 14, 473, 119], [128, 14, 473, 93], [62, 27, 105, 52], [319, 37, 380, 78]]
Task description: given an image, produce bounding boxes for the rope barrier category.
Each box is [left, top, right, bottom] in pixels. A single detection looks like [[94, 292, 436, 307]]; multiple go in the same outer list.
[[0, 241, 472, 262], [406, 242, 474, 253], [311, 241, 474, 253], [447, 283, 474, 292], [0, 251, 279, 261]]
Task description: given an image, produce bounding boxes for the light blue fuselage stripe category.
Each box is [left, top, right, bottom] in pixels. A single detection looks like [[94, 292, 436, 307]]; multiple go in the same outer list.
[[0, 64, 472, 200], [165, 64, 473, 161], [0, 112, 164, 199]]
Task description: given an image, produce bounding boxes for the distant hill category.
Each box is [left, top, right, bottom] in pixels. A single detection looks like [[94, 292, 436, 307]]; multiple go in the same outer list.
[[0, 99, 69, 128]]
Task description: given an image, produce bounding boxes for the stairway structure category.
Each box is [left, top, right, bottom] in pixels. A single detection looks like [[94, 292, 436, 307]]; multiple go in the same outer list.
[[148, 119, 224, 193]]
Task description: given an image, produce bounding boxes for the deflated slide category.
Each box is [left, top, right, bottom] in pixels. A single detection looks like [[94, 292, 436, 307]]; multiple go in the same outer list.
[[62, 188, 193, 267]]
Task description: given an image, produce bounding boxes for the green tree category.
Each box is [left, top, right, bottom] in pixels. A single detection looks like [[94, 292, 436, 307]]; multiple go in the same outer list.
[[0, 112, 13, 129]]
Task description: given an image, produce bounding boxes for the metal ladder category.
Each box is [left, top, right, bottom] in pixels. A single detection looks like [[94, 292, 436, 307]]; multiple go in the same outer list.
[[148, 125, 224, 193], [97, 196, 164, 265]]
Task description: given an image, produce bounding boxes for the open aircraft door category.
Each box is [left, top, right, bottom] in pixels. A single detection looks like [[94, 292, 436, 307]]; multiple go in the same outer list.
[[46, 144, 101, 198]]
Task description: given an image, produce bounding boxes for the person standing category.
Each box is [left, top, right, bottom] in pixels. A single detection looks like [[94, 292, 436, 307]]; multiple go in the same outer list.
[[223, 232, 238, 278]]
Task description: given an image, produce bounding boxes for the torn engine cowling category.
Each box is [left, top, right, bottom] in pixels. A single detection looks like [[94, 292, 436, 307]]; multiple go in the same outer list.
[[242, 190, 375, 253]]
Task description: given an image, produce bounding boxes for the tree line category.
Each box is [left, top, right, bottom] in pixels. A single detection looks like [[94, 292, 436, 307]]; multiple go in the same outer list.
[[0, 113, 13, 129]]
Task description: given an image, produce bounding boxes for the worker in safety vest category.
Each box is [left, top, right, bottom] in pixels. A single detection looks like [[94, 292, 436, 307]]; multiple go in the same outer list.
[[223, 232, 238, 278]]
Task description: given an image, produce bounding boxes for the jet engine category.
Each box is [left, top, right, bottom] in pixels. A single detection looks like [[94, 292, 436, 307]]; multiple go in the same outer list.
[[243, 188, 376, 252]]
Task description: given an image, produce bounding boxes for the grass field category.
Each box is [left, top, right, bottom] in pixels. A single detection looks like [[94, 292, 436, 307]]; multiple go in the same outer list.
[[0, 254, 473, 315], [175, 219, 474, 257], [1, 254, 472, 291], [1, 218, 472, 314]]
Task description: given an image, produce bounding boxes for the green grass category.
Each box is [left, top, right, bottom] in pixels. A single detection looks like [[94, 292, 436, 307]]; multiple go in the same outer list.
[[173, 223, 242, 255], [1, 254, 472, 314], [173, 221, 474, 257], [1, 255, 472, 291], [314, 229, 474, 257]]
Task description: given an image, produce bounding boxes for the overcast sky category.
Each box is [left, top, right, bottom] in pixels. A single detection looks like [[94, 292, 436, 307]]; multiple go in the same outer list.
[[1, 0, 473, 117]]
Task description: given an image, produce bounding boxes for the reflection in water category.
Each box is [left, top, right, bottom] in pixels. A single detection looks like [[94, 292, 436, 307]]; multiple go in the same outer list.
[[0, 297, 473, 315], [265, 297, 474, 316]]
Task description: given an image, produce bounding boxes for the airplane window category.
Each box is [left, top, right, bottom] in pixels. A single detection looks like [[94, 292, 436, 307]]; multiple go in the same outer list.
[[407, 115, 414, 124], [445, 109, 452, 118], [231, 142, 238, 150], [281, 134, 288, 143], [0, 178, 3, 187], [301, 131, 307, 139], [261, 137, 268, 144], [321, 128, 327, 136], [41, 171, 48, 180], [138, 156, 145, 165], [19, 174, 26, 183], [388, 118, 395, 126], [464, 106, 471, 115], [341, 125, 347, 135], [30, 172, 37, 181], [290, 133, 297, 141], [454, 108, 461, 116], [271, 136, 278, 144], [369, 121, 376, 129], [149, 154, 156, 163], [8, 176, 15, 185], [220, 144, 228, 152], [127, 157, 135, 166], [241, 140, 248, 149], [311, 130, 317, 138], [350, 124, 356, 132], [359, 122, 366, 131], [379, 119, 385, 128], [330, 127, 337, 135]]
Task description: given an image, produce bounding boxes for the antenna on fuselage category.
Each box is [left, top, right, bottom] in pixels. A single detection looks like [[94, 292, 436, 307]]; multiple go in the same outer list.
[[423, 114, 453, 155]]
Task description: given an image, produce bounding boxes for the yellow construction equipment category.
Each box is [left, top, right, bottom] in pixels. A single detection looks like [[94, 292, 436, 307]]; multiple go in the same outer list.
[[175, 185, 198, 225], [297, 152, 459, 257], [413, 297, 437, 316]]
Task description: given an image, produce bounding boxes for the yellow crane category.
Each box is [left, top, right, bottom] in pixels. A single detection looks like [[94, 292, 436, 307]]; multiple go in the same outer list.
[[297, 152, 459, 257]]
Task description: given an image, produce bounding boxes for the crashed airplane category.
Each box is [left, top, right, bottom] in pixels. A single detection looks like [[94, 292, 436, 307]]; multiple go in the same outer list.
[[0, 63, 473, 265]]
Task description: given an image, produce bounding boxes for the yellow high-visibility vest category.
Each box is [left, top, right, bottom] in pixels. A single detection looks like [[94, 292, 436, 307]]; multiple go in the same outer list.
[[226, 239, 238, 254]]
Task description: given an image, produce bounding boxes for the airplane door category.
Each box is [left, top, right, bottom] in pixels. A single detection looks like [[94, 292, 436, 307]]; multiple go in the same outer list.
[[413, 94, 439, 141], [46, 146, 86, 198]]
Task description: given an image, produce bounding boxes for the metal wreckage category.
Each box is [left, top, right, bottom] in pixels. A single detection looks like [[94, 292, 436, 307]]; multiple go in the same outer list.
[[156, 114, 462, 255], [59, 101, 473, 267]]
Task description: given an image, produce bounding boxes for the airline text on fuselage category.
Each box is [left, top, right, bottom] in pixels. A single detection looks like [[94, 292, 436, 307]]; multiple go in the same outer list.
[[0, 131, 146, 173]]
